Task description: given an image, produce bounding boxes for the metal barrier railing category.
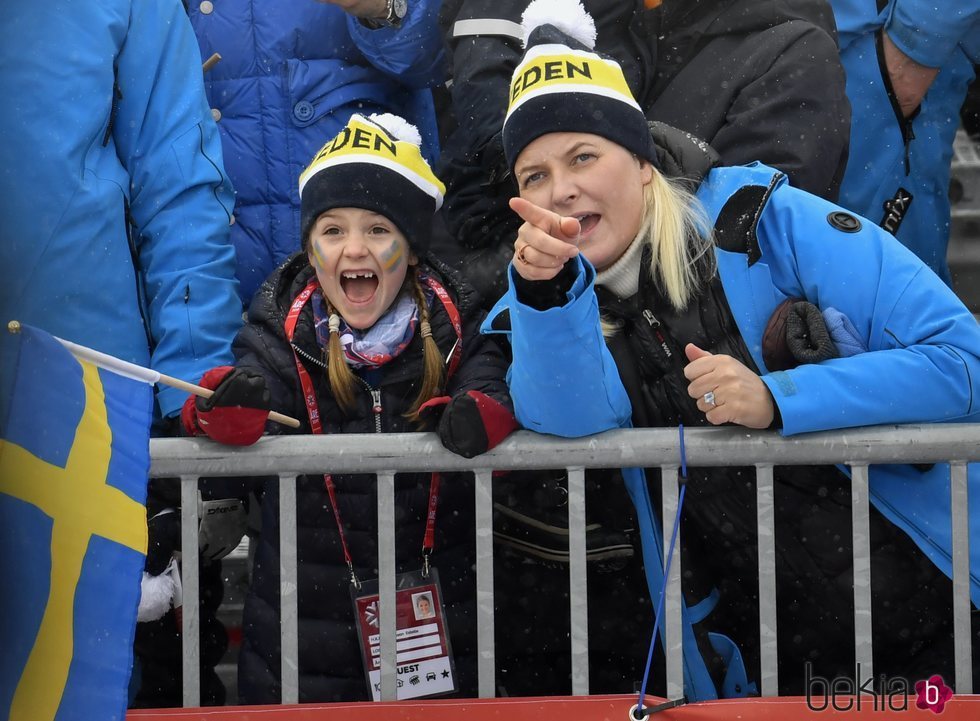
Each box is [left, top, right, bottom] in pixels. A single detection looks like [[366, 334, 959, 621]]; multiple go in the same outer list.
[[952, 129, 980, 220], [149, 424, 980, 707]]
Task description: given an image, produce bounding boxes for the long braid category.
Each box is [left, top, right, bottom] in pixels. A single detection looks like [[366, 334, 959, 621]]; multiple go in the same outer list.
[[405, 268, 446, 421], [324, 301, 357, 412]]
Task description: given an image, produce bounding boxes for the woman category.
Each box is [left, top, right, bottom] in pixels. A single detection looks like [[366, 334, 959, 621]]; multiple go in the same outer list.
[[181, 113, 517, 702], [485, 1, 980, 699]]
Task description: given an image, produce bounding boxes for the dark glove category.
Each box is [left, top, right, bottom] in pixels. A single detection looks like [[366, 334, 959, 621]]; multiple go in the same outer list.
[[762, 299, 839, 371], [786, 301, 839, 365], [180, 366, 271, 446], [424, 390, 518, 459], [145, 509, 180, 576]]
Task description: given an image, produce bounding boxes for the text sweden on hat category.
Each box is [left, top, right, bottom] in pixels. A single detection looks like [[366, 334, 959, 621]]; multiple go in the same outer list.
[[313, 122, 399, 165], [509, 53, 634, 109], [511, 57, 594, 100]]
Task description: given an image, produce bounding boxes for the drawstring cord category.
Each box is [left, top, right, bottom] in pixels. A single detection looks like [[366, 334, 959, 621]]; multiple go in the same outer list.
[[633, 424, 689, 719]]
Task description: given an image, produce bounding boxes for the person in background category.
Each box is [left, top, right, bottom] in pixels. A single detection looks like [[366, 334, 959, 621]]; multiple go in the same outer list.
[[435, 0, 850, 308], [0, 0, 244, 707], [190, 0, 446, 307], [486, 0, 980, 698], [830, 0, 980, 283], [180, 113, 517, 702]]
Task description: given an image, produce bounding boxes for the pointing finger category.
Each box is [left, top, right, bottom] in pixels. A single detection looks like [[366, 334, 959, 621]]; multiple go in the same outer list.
[[510, 197, 581, 244]]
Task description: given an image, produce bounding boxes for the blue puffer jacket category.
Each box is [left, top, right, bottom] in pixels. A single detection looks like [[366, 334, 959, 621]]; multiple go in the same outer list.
[[831, 0, 980, 284], [486, 163, 980, 700], [0, 0, 242, 420], [190, 0, 445, 305]]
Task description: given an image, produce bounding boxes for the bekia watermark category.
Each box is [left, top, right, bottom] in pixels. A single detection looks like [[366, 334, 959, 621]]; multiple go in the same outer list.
[[805, 664, 953, 713]]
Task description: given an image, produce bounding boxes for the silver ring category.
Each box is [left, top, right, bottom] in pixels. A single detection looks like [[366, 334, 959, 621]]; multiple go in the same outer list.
[[703, 391, 716, 407]]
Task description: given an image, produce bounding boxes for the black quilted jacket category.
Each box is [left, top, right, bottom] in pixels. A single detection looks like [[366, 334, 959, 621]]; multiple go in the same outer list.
[[234, 252, 511, 703]]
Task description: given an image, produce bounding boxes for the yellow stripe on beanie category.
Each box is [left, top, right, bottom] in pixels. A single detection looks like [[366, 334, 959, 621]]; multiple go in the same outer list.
[[507, 46, 638, 117], [299, 115, 445, 205]]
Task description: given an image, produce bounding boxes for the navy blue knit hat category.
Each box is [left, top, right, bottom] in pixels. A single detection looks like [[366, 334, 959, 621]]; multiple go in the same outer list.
[[299, 113, 445, 257], [502, 0, 657, 170]]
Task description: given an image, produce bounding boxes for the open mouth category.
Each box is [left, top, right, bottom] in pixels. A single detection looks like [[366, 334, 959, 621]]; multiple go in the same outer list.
[[340, 271, 379, 303], [575, 213, 600, 236]]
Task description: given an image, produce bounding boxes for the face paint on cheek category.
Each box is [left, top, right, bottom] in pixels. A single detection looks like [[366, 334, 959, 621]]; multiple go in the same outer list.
[[310, 238, 329, 271], [379, 240, 404, 272]]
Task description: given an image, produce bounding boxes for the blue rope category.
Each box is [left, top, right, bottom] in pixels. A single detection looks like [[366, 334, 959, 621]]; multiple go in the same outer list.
[[636, 424, 688, 717]]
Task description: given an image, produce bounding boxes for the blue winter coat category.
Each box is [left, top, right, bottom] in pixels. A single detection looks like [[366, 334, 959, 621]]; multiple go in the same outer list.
[[831, 0, 980, 283], [190, 0, 445, 305], [485, 163, 980, 699], [0, 0, 242, 420]]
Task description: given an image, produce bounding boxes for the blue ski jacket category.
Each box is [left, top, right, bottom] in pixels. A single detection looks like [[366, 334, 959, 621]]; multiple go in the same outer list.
[[831, 0, 980, 283], [0, 0, 242, 419], [485, 162, 980, 699]]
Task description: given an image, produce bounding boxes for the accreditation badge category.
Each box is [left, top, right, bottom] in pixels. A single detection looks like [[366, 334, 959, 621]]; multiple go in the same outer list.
[[352, 568, 457, 700]]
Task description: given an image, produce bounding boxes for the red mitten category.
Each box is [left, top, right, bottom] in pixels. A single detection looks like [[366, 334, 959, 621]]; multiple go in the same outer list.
[[437, 391, 517, 458], [181, 366, 271, 446]]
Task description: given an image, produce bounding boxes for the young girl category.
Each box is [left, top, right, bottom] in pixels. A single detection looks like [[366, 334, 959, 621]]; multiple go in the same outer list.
[[181, 113, 516, 702]]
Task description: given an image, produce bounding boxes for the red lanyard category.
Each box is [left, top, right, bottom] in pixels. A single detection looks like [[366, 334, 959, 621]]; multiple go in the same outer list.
[[283, 275, 459, 586]]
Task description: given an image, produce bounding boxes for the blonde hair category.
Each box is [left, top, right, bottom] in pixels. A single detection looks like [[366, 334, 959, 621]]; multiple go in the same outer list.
[[324, 266, 445, 422], [638, 169, 714, 308], [600, 168, 714, 337]]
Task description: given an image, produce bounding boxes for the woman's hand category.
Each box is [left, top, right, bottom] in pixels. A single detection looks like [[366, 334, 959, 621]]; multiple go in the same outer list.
[[882, 31, 939, 118], [684, 344, 775, 429], [509, 197, 581, 281], [315, 0, 388, 20]]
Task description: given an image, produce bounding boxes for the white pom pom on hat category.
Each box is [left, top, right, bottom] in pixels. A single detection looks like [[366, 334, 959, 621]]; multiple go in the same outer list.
[[521, 0, 596, 50], [299, 112, 445, 256], [502, 0, 656, 169], [367, 112, 423, 148]]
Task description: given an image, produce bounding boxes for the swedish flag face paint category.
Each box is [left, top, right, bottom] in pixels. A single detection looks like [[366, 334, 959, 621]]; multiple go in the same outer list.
[[379, 239, 404, 272], [307, 207, 416, 330], [310, 235, 330, 272]]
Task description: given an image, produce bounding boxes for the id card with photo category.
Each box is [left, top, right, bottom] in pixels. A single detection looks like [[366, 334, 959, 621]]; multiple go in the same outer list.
[[352, 568, 457, 701]]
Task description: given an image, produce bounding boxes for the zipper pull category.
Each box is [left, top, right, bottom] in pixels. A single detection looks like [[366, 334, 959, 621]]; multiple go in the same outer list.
[[902, 121, 915, 176], [642, 309, 660, 328], [643, 309, 673, 359], [370, 389, 382, 433]]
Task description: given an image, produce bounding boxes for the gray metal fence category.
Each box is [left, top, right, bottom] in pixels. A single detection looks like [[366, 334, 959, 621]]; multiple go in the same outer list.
[[149, 424, 980, 707]]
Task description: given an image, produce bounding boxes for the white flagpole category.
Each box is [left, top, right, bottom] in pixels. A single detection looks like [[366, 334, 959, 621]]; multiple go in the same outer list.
[[7, 321, 301, 429]]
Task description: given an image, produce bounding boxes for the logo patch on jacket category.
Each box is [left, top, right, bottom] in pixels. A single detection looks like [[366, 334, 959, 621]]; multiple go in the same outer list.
[[880, 188, 914, 235]]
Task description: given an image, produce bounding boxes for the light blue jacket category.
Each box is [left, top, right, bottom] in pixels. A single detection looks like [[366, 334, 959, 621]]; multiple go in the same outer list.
[[190, 0, 445, 304], [831, 0, 980, 283], [486, 163, 980, 699], [0, 0, 242, 420]]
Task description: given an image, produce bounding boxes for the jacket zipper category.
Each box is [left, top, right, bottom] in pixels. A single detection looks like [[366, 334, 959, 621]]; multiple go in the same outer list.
[[290, 343, 382, 431], [874, 28, 916, 175], [291, 342, 325, 369], [357, 379, 383, 433], [642, 309, 673, 359]]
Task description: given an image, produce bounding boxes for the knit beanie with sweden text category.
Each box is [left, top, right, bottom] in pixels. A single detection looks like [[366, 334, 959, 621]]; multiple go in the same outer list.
[[502, 0, 657, 170], [298, 113, 446, 258]]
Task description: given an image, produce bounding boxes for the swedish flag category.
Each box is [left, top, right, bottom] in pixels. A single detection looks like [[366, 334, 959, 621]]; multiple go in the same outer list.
[[0, 325, 152, 720]]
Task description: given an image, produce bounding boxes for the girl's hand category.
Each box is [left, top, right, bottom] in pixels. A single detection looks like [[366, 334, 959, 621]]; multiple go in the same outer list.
[[509, 197, 581, 281], [684, 344, 775, 429]]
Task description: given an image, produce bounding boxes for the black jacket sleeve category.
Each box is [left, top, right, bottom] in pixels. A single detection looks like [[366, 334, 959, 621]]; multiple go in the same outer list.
[[436, 0, 527, 252]]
